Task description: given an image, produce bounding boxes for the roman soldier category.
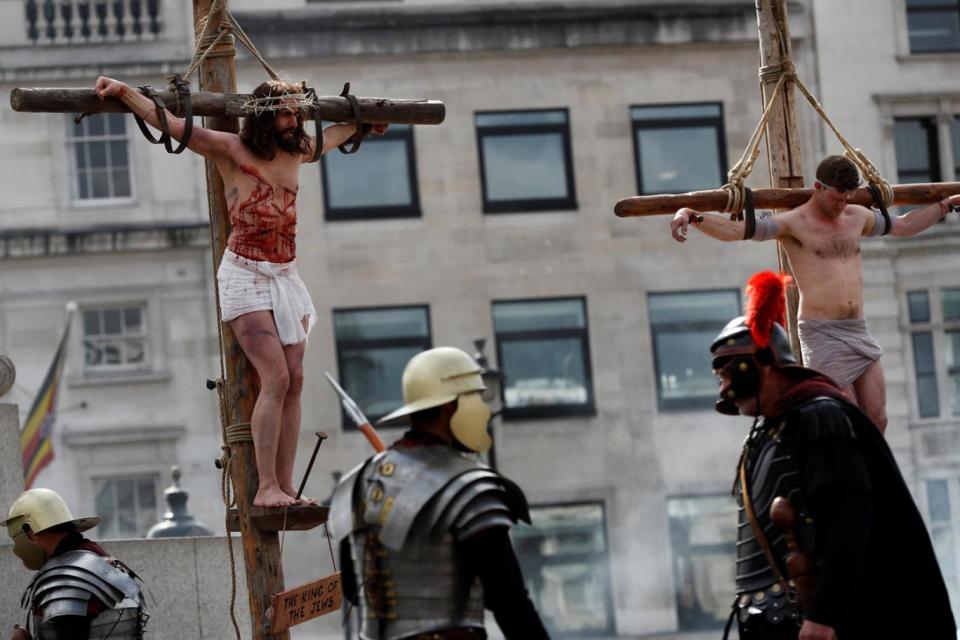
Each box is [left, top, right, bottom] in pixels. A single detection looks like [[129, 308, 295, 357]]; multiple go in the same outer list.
[[712, 271, 954, 639], [329, 346, 550, 640], [4, 488, 147, 640]]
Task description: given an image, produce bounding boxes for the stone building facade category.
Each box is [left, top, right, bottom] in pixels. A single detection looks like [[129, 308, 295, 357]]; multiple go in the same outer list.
[[0, 1, 958, 638]]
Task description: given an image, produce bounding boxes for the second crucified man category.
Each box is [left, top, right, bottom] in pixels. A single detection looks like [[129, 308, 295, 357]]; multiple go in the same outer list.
[[671, 155, 959, 433], [95, 76, 386, 507]]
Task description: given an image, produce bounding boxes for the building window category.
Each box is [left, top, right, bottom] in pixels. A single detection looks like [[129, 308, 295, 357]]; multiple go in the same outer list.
[[492, 297, 594, 419], [894, 117, 942, 183], [66, 113, 132, 201], [906, 0, 960, 53], [908, 288, 960, 418], [321, 124, 420, 220], [475, 109, 577, 213], [946, 291, 960, 415], [94, 475, 159, 538], [333, 306, 431, 423], [82, 304, 149, 374], [631, 103, 726, 195], [513, 503, 615, 638], [648, 290, 741, 412], [667, 495, 737, 631]]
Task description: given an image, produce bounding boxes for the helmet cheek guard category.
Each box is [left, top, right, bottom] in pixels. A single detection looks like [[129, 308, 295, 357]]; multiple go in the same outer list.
[[11, 525, 47, 570], [713, 353, 762, 416]]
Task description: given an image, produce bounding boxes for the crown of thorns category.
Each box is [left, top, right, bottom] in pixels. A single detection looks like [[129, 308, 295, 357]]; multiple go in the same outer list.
[[241, 90, 315, 116]]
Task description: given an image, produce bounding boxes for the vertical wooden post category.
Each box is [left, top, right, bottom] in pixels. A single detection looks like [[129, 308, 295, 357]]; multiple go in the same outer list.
[[756, 0, 805, 359], [191, 2, 288, 638]]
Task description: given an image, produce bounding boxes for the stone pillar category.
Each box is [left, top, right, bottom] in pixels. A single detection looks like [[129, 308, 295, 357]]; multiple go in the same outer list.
[[0, 403, 23, 511]]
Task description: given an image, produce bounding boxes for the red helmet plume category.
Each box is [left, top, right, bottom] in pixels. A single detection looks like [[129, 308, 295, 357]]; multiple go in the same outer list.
[[745, 271, 792, 348]]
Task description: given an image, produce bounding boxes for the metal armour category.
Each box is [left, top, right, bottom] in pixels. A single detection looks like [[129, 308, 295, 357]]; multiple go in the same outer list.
[[330, 445, 530, 640], [735, 417, 813, 596], [22, 550, 147, 640]]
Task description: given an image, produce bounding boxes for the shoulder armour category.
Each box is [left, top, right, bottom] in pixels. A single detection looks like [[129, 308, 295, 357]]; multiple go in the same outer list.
[[328, 456, 380, 544], [359, 446, 484, 551], [24, 551, 142, 623], [790, 396, 856, 445], [422, 469, 531, 541]]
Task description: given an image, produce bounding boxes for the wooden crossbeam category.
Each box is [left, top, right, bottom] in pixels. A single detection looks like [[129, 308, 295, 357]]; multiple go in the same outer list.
[[9, 88, 446, 125], [614, 182, 960, 218]]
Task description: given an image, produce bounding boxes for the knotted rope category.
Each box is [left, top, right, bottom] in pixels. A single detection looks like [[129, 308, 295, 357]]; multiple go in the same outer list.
[[721, 57, 893, 214], [218, 441, 243, 640], [183, 0, 280, 84]]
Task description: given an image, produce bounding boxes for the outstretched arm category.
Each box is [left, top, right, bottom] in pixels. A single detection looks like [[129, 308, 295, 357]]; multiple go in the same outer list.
[[887, 194, 960, 237], [304, 123, 389, 163], [671, 208, 747, 243], [94, 76, 235, 162]]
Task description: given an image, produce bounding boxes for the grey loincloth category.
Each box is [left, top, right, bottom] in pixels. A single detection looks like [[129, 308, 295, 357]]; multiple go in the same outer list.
[[797, 318, 883, 389]]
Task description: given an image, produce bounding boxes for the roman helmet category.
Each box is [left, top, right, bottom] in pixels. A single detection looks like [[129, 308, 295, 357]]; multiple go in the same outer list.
[[2, 488, 101, 570], [710, 271, 815, 415], [379, 347, 492, 453]]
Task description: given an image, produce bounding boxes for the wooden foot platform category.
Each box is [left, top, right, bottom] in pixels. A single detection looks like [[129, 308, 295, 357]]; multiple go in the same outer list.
[[227, 504, 329, 533]]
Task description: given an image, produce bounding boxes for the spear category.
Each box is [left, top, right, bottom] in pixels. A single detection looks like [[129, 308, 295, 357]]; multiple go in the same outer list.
[[324, 372, 386, 453]]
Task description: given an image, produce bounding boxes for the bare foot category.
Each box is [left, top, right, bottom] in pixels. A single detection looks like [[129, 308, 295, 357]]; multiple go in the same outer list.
[[254, 487, 298, 508], [281, 486, 319, 506]]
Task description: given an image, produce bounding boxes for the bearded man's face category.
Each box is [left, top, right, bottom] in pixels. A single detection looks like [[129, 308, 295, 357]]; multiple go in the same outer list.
[[274, 108, 302, 153]]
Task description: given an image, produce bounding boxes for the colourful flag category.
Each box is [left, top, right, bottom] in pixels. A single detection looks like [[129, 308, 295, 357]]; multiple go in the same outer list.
[[21, 306, 74, 489]]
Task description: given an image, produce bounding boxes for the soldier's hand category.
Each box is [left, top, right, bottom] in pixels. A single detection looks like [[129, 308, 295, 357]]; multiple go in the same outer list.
[[94, 76, 126, 100], [11, 624, 32, 640], [798, 620, 836, 640], [671, 208, 702, 243]]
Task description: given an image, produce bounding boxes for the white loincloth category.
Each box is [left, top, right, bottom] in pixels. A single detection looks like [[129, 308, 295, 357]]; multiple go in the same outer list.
[[216, 248, 317, 346], [797, 317, 883, 389]]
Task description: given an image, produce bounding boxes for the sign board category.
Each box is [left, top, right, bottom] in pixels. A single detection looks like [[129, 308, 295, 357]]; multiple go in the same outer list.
[[270, 572, 342, 632]]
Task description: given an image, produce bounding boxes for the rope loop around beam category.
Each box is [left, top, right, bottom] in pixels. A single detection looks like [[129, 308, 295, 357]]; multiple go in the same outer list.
[[225, 422, 253, 444], [722, 182, 747, 215], [758, 59, 796, 84]]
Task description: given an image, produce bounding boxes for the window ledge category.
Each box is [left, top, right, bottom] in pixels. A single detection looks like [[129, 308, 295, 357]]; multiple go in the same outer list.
[[62, 424, 184, 447], [502, 405, 596, 421], [69, 196, 138, 210], [67, 370, 171, 388], [910, 416, 960, 429], [895, 52, 960, 64]]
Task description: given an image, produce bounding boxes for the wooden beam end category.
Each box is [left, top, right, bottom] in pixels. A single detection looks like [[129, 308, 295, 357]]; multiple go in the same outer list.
[[10, 89, 23, 112]]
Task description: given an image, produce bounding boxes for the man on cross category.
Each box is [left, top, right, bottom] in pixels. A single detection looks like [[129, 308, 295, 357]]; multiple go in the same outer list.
[[94, 76, 385, 507], [671, 155, 960, 432]]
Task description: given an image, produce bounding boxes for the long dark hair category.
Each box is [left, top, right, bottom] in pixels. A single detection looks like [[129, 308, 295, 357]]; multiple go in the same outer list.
[[239, 80, 311, 161]]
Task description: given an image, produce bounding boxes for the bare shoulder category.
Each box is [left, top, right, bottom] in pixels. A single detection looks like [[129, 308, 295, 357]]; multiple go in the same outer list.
[[845, 203, 875, 233], [188, 126, 242, 162], [774, 206, 803, 237]]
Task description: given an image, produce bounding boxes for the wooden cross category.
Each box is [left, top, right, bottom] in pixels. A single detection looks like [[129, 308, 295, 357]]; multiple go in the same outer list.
[[615, 0, 960, 357], [7, 1, 446, 638]]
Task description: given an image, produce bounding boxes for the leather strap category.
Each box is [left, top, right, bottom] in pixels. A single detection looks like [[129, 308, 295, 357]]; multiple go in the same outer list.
[[166, 74, 192, 155], [739, 453, 787, 584], [304, 85, 325, 164], [337, 82, 370, 155], [742, 188, 757, 239], [867, 183, 891, 235], [132, 75, 192, 155]]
